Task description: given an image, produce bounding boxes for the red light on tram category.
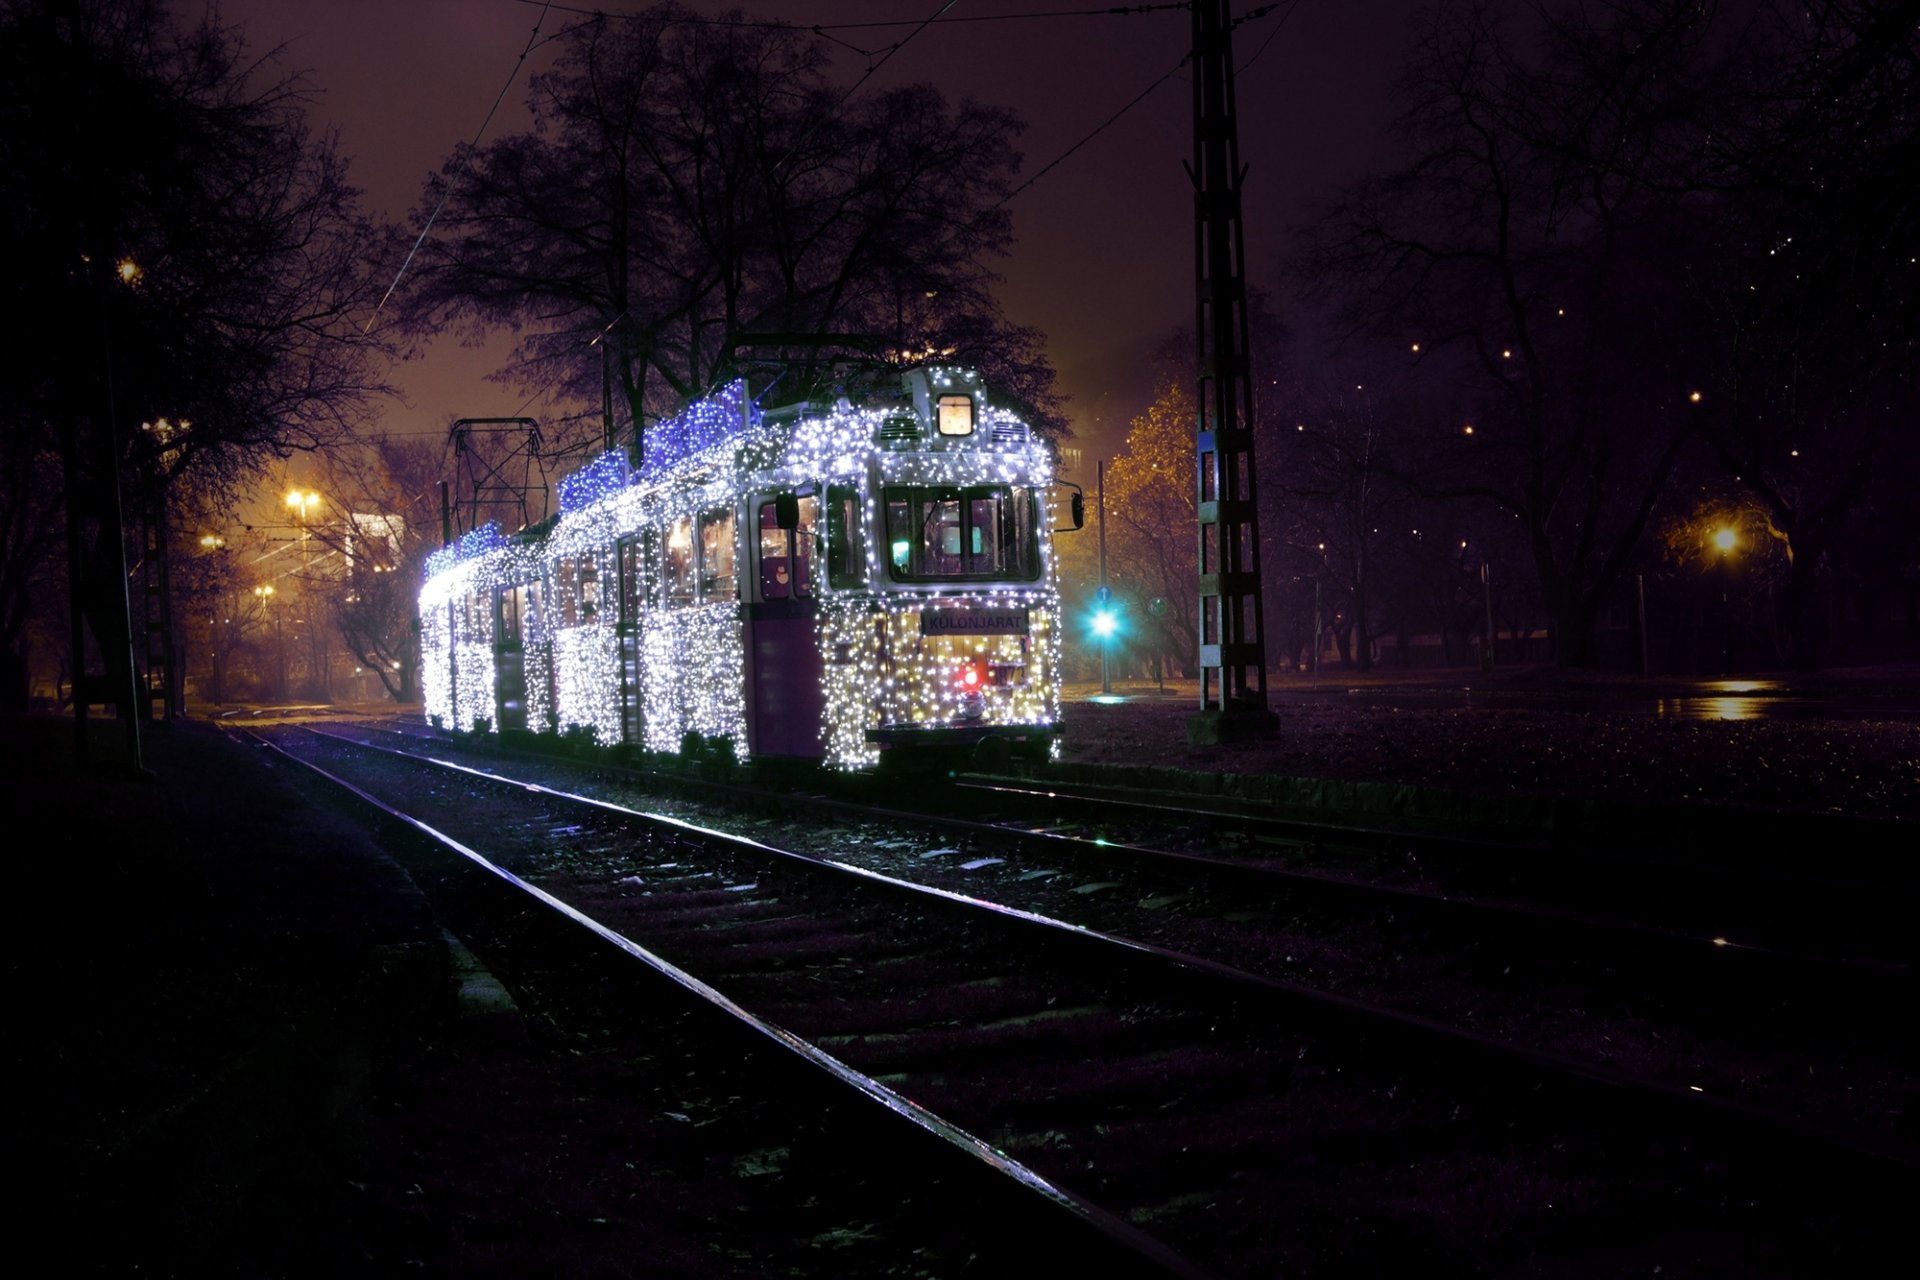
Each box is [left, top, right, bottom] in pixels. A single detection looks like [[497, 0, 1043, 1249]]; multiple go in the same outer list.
[[962, 663, 982, 689]]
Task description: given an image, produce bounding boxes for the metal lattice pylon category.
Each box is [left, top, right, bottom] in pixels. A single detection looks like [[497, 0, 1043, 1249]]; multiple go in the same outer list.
[[1189, 0, 1272, 719]]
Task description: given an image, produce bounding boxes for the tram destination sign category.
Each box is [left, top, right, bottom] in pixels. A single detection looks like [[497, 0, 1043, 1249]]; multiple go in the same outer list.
[[920, 607, 1030, 637]]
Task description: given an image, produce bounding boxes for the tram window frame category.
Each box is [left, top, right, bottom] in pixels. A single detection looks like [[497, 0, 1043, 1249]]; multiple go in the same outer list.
[[826, 485, 864, 590], [665, 516, 697, 606], [553, 555, 579, 627], [935, 393, 975, 437], [617, 536, 646, 626], [882, 485, 1041, 583], [699, 507, 736, 602], [495, 584, 527, 649], [526, 578, 546, 643], [577, 550, 601, 621], [758, 494, 817, 600]]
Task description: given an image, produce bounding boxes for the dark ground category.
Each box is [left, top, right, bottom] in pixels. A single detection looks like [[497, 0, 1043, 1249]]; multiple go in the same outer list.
[[9, 664, 1916, 1276], [1058, 665, 1920, 820]]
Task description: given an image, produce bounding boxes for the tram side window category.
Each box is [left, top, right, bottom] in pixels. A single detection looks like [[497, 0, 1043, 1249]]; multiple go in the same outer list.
[[496, 584, 524, 648], [758, 495, 818, 600], [699, 508, 736, 601], [665, 516, 696, 605], [827, 485, 863, 589], [524, 579, 545, 643], [618, 537, 645, 624], [578, 551, 600, 620], [554, 555, 577, 626]]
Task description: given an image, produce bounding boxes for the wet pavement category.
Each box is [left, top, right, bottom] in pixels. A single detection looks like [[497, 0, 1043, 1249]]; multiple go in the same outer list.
[[1072, 668, 1920, 723]]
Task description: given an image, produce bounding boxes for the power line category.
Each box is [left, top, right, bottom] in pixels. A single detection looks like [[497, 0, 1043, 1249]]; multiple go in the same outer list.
[[509, 1, 1192, 31], [996, 51, 1192, 211], [770, 0, 958, 175], [994, 0, 1302, 213], [363, 1, 557, 335], [1234, 0, 1303, 75]]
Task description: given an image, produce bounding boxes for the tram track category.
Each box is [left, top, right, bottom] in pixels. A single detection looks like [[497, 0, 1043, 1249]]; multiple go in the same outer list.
[[242, 725, 1199, 1278], [332, 720, 1913, 1148], [264, 723, 1908, 1277], [943, 774, 1915, 963]]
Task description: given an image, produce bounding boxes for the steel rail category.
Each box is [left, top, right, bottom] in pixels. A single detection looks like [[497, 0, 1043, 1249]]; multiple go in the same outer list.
[[300, 724, 1920, 1182], [247, 727, 1212, 1280]]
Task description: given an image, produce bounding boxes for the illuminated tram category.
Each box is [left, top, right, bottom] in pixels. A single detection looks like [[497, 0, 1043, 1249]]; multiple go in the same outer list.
[[418, 366, 1070, 767]]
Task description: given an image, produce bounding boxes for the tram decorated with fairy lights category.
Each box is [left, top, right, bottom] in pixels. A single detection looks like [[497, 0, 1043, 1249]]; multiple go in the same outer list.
[[418, 366, 1071, 768]]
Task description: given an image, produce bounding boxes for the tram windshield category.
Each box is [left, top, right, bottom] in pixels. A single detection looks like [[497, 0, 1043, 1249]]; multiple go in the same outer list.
[[883, 485, 1041, 582]]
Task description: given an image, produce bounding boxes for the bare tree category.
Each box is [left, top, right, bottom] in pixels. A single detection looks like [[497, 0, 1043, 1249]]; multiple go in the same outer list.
[[1295, 1, 1709, 666], [0, 0, 398, 705], [400, 2, 1063, 452], [1655, 0, 1920, 669]]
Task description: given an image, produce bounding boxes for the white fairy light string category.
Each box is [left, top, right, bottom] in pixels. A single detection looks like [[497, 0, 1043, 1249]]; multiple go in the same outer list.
[[420, 367, 1064, 767]]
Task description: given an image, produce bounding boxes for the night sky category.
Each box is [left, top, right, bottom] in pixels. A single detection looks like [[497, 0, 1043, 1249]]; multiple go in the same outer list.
[[212, 0, 1424, 465]]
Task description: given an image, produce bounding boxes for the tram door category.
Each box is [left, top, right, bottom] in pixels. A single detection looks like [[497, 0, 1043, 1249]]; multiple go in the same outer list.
[[616, 533, 651, 745], [744, 492, 824, 758], [493, 584, 529, 731]]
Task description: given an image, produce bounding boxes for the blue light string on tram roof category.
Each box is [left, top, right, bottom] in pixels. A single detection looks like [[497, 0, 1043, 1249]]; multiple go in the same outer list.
[[638, 380, 761, 482], [424, 522, 505, 579]]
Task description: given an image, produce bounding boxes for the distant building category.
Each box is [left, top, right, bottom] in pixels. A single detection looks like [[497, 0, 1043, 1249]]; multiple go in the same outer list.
[[344, 513, 406, 571]]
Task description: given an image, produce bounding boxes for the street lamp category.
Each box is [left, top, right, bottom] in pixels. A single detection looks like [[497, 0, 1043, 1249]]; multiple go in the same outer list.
[[254, 584, 283, 698], [285, 489, 326, 696], [200, 535, 229, 702], [1093, 590, 1118, 695], [1313, 544, 1327, 676], [1712, 526, 1737, 675], [286, 489, 321, 576], [1096, 459, 1111, 695]]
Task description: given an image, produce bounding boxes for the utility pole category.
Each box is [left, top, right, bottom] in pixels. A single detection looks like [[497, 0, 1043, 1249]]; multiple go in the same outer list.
[[1636, 573, 1649, 677], [1098, 459, 1111, 697], [1189, 0, 1274, 739], [1481, 562, 1495, 673], [1312, 577, 1321, 677]]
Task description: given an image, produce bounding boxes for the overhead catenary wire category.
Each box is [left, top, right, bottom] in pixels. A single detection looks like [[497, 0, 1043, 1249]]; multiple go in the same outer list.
[[1234, 0, 1302, 75], [994, 51, 1192, 212], [363, 0, 557, 335], [769, 0, 958, 175], [993, 0, 1299, 217], [510, 1, 1193, 31]]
